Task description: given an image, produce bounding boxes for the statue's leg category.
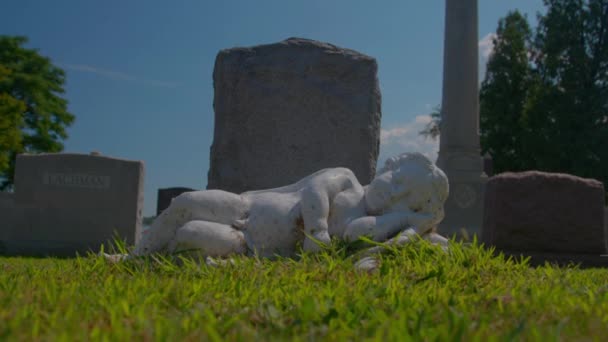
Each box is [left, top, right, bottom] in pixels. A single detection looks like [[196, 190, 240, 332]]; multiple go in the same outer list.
[[300, 188, 331, 252], [134, 190, 248, 255], [168, 220, 247, 257], [171, 190, 249, 225], [423, 232, 449, 247]]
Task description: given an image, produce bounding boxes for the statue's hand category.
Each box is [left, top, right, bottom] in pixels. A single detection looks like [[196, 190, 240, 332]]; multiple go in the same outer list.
[[407, 213, 437, 234], [231, 219, 247, 230], [303, 230, 331, 252]]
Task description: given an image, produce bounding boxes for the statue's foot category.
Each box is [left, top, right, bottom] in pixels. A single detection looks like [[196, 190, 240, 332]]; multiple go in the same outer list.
[[353, 228, 449, 270], [354, 256, 380, 272], [101, 253, 130, 263], [423, 232, 449, 249], [303, 230, 331, 252], [205, 256, 236, 267]]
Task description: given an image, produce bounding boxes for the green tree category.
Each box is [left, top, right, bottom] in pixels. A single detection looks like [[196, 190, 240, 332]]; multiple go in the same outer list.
[[479, 0, 608, 187], [419, 105, 441, 141], [479, 11, 536, 172], [0, 65, 24, 175], [527, 0, 608, 180], [0, 36, 74, 189]]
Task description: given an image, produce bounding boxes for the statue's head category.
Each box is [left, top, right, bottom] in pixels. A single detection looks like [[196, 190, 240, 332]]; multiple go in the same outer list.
[[365, 152, 449, 222]]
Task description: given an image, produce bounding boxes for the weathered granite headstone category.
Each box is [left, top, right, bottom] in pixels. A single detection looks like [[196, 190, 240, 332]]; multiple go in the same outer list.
[[157, 187, 195, 215], [436, 0, 487, 238], [482, 171, 607, 255], [0, 192, 19, 252], [3, 153, 144, 256], [605, 206, 608, 248], [208, 37, 382, 193], [0, 192, 16, 231]]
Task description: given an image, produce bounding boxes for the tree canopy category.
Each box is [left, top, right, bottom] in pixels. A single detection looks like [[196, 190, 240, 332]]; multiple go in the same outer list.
[[419, 0, 608, 186], [0, 35, 74, 190], [479, 11, 535, 172], [419, 105, 441, 141], [480, 0, 608, 187]]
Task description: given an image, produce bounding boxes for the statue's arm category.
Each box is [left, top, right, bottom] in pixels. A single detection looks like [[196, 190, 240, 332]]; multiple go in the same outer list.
[[299, 169, 363, 252], [300, 186, 331, 252], [342, 211, 435, 242], [242, 168, 334, 195]]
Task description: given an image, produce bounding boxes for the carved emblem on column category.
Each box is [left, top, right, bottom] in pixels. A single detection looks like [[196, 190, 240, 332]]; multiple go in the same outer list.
[[453, 184, 476, 209]]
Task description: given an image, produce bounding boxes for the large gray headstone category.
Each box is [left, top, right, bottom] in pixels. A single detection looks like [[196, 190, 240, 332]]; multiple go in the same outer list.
[[3, 153, 144, 256], [157, 187, 195, 216], [208, 37, 382, 192]]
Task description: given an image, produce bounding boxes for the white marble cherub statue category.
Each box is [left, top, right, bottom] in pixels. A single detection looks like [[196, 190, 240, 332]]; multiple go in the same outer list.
[[130, 152, 449, 259]]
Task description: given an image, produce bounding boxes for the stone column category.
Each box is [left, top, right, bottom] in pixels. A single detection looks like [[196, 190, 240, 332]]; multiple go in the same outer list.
[[436, 0, 487, 238]]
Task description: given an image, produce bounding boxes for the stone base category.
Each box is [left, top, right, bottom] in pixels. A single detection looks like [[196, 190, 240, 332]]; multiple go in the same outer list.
[[499, 250, 608, 269], [436, 150, 487, 239], [437, 178, 486, 239]]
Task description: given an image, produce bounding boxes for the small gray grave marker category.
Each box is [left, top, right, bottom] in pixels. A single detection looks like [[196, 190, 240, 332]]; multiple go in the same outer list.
[[2, 153, 144, 256]]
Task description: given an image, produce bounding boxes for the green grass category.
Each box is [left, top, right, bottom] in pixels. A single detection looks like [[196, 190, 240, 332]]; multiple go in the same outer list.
[[1, 240, 608, 341]]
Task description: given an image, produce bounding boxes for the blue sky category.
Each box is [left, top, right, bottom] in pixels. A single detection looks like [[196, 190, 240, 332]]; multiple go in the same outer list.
[[1, 0, 544, 216]]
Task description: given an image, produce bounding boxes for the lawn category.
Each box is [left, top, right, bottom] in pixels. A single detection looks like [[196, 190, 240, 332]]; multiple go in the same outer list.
[[1, 240, 607, 341]]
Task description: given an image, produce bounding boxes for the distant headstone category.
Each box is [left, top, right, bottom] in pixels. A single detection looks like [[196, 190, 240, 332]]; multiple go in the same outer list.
[[482, 171, 607, 254], [0, 192, 19, 251], [208, 37, 382, 193], [3, 153, 144, 256], [605, 207, 608, 253], [157, 187, 195, 215]]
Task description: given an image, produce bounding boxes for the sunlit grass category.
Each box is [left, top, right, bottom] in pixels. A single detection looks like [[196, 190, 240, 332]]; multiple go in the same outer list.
[[1, 240, 608, 341]]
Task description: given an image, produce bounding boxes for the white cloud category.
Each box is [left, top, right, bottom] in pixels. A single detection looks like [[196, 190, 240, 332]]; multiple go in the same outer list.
[[479, 32, 497, 60], [61, 63, 179, 88], [378, 114, 440, 169], [478, 32, 497, 81], [414, 115, 432, 124]]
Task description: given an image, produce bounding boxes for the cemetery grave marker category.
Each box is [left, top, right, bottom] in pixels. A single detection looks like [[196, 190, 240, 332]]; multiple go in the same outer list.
[[1, 153, 144, 256], [482, 171, 608, 267], [208, 37, 382, 193]]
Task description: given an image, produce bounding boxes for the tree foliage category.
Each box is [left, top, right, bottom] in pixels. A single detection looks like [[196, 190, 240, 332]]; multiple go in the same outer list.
[[480, 0, 608, 185], [479, 11, 535, 172], [419, 105, 442, 141], [0, 65, 24, 175], [0, 35, 74, 189]]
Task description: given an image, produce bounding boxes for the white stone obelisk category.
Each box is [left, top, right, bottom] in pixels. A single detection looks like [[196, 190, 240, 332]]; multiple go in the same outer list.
[[436, 0, 487, 238]]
